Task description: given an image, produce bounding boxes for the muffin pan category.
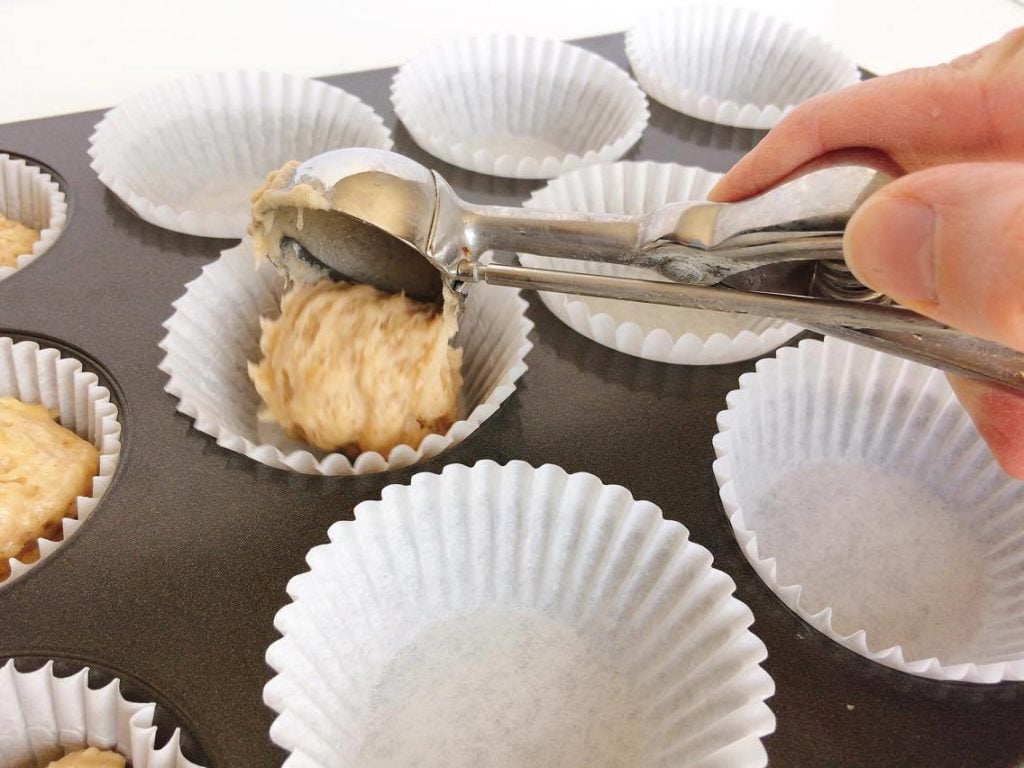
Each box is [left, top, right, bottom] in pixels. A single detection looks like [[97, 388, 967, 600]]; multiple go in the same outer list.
[[0, 34, 1022, 767]]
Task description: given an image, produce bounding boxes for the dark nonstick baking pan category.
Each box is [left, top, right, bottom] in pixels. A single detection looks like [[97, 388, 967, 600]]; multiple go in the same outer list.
[[0, 33, 1021, 768]]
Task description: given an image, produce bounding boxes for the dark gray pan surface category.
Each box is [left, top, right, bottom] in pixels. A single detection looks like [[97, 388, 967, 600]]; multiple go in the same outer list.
[[0, 34, 1021, 768]]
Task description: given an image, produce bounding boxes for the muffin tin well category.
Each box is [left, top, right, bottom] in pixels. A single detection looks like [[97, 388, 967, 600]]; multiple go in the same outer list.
[[0, 656, 207, 766], [0, 33, 1022, 768], [0, 334, 122, 585], [0, 152, 69, 283]]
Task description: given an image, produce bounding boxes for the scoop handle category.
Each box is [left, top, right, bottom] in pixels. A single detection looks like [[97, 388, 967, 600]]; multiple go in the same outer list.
[[805, 324, 1024, 391], [459, 261, 1024, 392], [450, 165, 888, 285], [460, 203, 646, 263]]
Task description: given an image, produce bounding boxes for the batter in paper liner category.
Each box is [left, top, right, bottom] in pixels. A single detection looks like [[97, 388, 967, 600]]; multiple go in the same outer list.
[[0, 213, 38, 268], [47, 747, 126, 767], [0, 397, 98, 576], [248, 162, 462, 458]]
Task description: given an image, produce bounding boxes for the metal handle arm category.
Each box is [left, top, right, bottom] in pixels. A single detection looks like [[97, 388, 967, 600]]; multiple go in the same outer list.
[[457, 261, 1024, 391]]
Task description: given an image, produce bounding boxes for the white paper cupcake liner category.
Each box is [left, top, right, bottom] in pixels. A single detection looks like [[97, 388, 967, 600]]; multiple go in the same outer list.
[[159, 242, 533, 475], [0, 337, 122, 585], [392, 35, 649, 179], [0, 659, 200, 767], [713, 336, 1024, 682], [519, 162, 802, 365], [0, 154, 68, 283], [88, 71, 393, 238], [265, 460, 775, 766], [626, 5, 860, 129]]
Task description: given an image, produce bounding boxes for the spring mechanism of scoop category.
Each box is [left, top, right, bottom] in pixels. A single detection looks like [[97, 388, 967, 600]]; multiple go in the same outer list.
[[811, 259, 890, 304]]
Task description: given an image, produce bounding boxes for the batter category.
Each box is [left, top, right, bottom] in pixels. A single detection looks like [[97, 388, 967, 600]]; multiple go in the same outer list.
[[248, 279, 461, 456], [0, 213, 38, 268], [46, 748, 126, 768], [0, 397, 99, 575], [248, 162, 462, 457]]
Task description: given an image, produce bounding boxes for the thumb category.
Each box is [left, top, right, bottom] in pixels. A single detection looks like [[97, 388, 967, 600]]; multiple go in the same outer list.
[[844, 162, 1024, 350]]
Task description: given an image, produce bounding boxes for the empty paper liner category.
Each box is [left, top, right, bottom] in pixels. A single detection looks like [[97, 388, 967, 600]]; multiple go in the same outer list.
[[714, 337, 1024, 682], [89, 71, 393, 238], [392, 35, 649, 179], [265, 460, 775, 766], [626, 5, 859, 129]]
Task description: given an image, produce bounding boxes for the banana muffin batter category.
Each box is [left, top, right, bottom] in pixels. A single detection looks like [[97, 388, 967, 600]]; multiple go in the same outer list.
[[0, 213, 39, 268], [46, 748, 126, 768], [0, 397, 99, 575], [248, 162, 462, 458]]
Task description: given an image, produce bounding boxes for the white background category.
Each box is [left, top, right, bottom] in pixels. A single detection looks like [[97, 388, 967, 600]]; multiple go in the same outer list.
[[2, 0, 1021, 125]]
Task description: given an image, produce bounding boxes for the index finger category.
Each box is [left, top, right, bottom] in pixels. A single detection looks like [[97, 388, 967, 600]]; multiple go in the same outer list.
[[709, 27, 1024, 202]]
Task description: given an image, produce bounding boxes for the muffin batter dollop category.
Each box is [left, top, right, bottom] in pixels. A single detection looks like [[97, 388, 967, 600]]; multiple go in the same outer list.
[[248, 279, 461, 456], [0, 213, 39, 268]]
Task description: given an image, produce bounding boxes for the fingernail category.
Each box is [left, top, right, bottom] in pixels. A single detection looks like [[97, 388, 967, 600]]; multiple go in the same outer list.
[[845, 195, 937, 302]]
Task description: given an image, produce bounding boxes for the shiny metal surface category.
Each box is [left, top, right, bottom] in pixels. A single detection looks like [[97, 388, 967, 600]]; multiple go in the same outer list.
[[282, 149, 443, 301], [812, 259, 890, 303], [275, 147, 866, 294], [276, 147, 1024, 390], [457, 262, 952, 337]]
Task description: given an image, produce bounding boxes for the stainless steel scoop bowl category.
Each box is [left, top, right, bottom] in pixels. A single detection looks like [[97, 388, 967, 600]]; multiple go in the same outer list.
[[272, 148, 1024, 391]]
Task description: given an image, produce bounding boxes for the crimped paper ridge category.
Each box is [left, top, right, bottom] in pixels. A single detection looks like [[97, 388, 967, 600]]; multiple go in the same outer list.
[[0, 338, 122, 585], [392, 35, 649, 179], [158, 243, 533, 475], [0, 154, 68, 283], [0, 660, 200, 768], [89, 71, 393, 238], [265, 461, 775, 766], [519, 162, 801, 364], [713, 337, 1024, 682], [626, 5, 859, 129]]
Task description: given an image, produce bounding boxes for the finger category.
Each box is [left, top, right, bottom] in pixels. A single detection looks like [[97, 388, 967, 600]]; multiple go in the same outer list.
[[710, 27, 1024, 203], [844, 162, 1024, 350], [947, 374, 1024, 479]]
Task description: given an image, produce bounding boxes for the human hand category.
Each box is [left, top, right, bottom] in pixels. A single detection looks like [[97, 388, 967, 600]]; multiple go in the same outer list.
[[710, 28, 1024, 477]]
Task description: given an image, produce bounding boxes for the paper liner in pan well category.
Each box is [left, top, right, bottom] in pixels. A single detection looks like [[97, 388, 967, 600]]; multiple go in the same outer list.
[[0, 154, 68, 283], [265, 460, 775, 767], [519, 162, 801, 365], [159, 243, 532, 475], [0, 337, 121, 585], [625, 4, 860, 129], [391, 35, 649, 179], [88, 71, 393, 238], [0, 660, 200, 767], [713, 337, 1024, 682]]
